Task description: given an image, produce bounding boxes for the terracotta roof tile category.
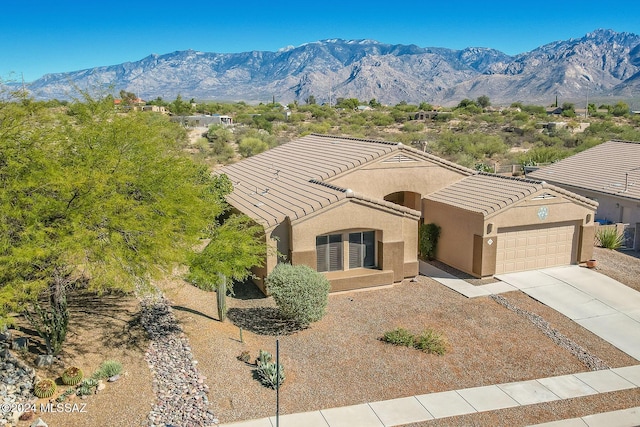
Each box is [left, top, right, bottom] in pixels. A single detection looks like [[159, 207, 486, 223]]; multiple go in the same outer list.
[[218, 134, 401, 227], [425, 173, 597, 217], [528, 140, 640, 202]]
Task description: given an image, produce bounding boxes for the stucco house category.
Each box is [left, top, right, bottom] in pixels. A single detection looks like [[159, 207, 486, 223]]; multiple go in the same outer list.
[[219, 134, 597, 293], [528, 140, 640, 250]]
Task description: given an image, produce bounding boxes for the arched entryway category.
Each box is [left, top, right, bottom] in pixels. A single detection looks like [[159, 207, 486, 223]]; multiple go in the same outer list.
[[384, 191, 422, 211]]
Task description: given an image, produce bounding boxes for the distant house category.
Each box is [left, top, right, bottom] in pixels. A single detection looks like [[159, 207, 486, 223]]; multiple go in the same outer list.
[[171, 114, 233, 127], [546, 106, 563, 115], [529, 140, 640, 249], [219, 134, 597, 293]]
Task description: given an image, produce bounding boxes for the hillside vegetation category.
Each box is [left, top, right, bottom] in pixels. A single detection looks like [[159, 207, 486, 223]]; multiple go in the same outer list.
[[177, 97, 640, 172]]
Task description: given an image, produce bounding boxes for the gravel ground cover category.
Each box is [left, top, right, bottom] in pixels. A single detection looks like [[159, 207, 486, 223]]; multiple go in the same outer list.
[[160, 272, 638, 425], [8, 248, 638, 426]]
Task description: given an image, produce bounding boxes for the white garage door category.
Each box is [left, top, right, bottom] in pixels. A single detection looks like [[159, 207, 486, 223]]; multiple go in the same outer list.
[[495, 223, 577, 275]]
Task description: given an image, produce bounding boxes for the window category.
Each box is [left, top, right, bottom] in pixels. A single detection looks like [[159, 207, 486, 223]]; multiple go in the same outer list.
[[316, 234, 342, 272], [348, 231, 376, 269]]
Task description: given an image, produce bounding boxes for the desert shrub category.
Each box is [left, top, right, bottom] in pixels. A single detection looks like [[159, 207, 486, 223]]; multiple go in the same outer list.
[[381, 328, 414, 347], [237, 350, 251, 363], [238, 137, 268, 157], [381, 328, 448, 355], [596, 227, 624, 249], [76, 378, 99, 396], [92, 360, 123, 379], [413, 329, 448, 355], [266, 264, 330, 326], [254, 349, 285, 389], [419, 223, 441, 260]]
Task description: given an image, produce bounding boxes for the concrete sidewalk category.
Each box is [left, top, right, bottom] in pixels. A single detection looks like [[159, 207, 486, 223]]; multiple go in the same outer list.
[[220, 366, 640, 427]]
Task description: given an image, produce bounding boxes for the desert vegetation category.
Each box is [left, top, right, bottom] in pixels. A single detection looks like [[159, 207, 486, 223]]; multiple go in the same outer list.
[[158, 95, 640, 171]]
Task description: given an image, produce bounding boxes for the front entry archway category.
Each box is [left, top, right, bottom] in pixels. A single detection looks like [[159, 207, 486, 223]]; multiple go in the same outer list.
[[384, 191, 422, 211]]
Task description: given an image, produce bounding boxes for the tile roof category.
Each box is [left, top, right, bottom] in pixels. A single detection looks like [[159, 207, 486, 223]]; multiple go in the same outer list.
[[425, 173, 597, 217], [218, 134, 441, 227], [528, 140, 640, 202]]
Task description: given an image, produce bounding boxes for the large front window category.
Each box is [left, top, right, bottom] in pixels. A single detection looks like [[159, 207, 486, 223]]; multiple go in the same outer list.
[[349, 231, 375, 268], [316, 231, 376, 272], [316, 234, 343, 272]]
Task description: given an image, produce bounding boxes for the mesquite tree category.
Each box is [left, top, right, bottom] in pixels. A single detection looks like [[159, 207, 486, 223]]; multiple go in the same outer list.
[[0, 91, 230, 354]]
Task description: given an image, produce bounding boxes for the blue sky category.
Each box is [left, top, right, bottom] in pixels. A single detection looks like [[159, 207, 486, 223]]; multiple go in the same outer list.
[[3, 0, 639, 82]]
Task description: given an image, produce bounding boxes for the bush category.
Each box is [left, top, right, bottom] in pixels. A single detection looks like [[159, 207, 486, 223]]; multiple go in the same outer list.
[[413, 329, 448, 355], [92, 360, 123, 380], [419, 223, 441, 260], [238, 137, 268, 157], [381, 328, 414, 347], [381, 327, 448, 355], [596, 227, 624, 249], [266, 264, 330, 326]]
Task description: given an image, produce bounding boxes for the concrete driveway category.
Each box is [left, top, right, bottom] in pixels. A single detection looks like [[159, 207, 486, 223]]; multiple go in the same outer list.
[[496, 266, 640, 361]]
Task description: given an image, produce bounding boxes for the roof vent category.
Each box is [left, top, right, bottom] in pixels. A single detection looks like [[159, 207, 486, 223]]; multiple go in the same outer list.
[[397, 142, 404, 147], [345, 189, 354, 197]]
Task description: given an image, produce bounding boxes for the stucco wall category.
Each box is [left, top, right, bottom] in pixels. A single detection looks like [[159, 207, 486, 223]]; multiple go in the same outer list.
[[423, 200, 485, 275], [327, 155, 468, 200], [290, 198, 419, 282], [424, 190, 597, 277]]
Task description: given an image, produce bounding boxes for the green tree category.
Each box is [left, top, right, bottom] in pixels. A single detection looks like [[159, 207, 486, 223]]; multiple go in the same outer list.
[[266, 264, 330, 327], [612, 101, 629, 117], [476, 95, 491, 108], [186, 215, 266, 321], [238, 137, 268, 157], [170, 94, 192, 115], [0, 94, 229, 354]]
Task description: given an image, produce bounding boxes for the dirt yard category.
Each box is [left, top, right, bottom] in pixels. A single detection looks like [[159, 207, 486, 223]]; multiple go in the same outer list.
[[8, 248, 640, 427]]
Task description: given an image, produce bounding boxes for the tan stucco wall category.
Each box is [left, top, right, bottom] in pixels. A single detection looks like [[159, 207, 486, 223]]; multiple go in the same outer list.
[[486, 195, 594, 229], [327, 154, 468, 201], [423, 201, 485, 276], [290, 198, 419, 285], [424, 189, 597, 277]]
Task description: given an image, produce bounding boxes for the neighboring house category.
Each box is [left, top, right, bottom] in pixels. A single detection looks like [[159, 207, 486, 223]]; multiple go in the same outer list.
[[171, 114, 233, 127], [219, 134, 597, 293], [529, 140, 640, 249]]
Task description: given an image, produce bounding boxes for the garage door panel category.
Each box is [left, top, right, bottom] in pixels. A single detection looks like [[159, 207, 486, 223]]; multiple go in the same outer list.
[[495, 223, 577, 275]]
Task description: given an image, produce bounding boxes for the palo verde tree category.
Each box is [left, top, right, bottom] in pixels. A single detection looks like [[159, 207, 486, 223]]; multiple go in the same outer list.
[[0, 91, 230, 355], [186, 215, 266, 321]]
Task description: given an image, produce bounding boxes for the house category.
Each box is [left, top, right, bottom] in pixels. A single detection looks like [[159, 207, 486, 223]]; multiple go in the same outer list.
[[528, 140, 640, 249], [170, 114, 233, 127], [219, 134, 597, 293]]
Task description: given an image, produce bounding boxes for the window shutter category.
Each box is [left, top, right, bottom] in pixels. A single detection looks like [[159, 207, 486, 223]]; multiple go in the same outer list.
[[349, 241, 363, 268], [329, 241, 342, 271]]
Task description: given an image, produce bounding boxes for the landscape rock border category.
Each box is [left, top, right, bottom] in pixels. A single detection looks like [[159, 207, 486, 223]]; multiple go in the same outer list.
[[140, 294, 218, 426]]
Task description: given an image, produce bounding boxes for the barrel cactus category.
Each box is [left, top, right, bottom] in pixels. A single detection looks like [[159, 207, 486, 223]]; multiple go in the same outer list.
[[34, 379, 57, 399], [61, 366, 84, 385]]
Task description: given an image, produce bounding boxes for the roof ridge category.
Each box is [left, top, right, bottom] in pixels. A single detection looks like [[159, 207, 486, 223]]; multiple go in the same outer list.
[[609, 139, 640, 144], [309, 133, 399, 147], [401, 145, 475, 175], [477, 171, 545, 185]]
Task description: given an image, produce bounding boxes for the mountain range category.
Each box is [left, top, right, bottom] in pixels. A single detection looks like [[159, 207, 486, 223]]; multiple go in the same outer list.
[[18, 29, 640, 106]]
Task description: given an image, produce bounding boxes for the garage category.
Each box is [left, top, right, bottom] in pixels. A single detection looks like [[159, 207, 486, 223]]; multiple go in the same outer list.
[[495, 222, 578, 274]]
